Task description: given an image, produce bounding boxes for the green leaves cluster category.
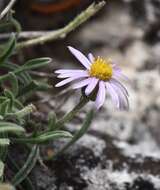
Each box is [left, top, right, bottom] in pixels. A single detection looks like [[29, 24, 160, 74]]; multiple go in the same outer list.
[[0, 35, 74, 188], [0, 31, 94, 190], [0, 13, 95, 190]]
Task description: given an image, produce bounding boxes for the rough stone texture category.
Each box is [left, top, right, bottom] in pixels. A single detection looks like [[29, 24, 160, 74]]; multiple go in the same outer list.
[[15, 0, 160, 189]]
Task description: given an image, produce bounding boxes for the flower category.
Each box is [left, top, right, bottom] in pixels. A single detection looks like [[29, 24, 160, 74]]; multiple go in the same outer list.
[[55, 46, 129, 110]]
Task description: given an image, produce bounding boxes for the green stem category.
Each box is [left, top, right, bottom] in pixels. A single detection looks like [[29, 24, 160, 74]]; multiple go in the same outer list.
[[55, 96, 89, 128], [0, 73, 10, 82], [11, 17, 22, 34], [16, 1, 106, 49]]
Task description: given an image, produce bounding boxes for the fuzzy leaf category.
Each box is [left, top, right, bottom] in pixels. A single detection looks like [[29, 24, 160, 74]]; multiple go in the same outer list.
[[1, 62, 32, 85], [4, 89, 15, 111], [18, 57, 51, 72], [18, 80, 39, 97], [8, 155, 35, 190], [0, 160, 4, 178], [7, 72, 19, 96], [0, 34, 16, 64], [0, 122, 25, 134], [59, 109, 94, 153], [14, 130, 72, 144], [0, 97, 7, 104], [0, 138, 10, 146], [0, 99, 10, 116], [12, 145, 39, 186], [0, 133, 8, 161], [48, 112, 57, 131]]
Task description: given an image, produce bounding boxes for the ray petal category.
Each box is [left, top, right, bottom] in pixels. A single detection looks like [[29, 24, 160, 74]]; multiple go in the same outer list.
[[106, 82, 119, 108], [88, 53, 95, 63], [68, 46, 91, 69], [57, 71, 89, 78], [110, 79, 129, 96], [85, 77, 99, 95], [72, 78, 92, 89], [55, 69, 85, 74], [95, 81, 106, 109], [110, 82, 129, 110]]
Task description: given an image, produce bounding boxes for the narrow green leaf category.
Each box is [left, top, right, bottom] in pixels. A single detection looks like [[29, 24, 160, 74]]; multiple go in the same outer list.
[[4, 89, 15, 111], [0, 97, 7, 104], [59, 109, 94, 153], [0, 58, 51, 83], [7, 72, 19, 96], [12, 145, 39, 186], [0, 133, 8, 161], [48, 112, 57, 131], [0, 34, 16, 64], [18, 80, 38, 98], [13, 130, 72, 144], [8, 155, 35, 190], [0, 160, 4, 178], [18, 80, 51, 98], [0, 138, 10, 146], [0, 115, 3, 120], [1, 62, 32, 85], [22, 57, 51, 70], [0, 122, 25, 134], [4, 89, 14, 99], [10, 17, 22, 34], [0, 99, 10, 116], [14, 99, 23, 109]]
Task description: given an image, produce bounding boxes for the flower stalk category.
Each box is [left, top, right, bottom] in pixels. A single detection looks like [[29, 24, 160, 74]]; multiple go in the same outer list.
[[55, 96, 89, 129]]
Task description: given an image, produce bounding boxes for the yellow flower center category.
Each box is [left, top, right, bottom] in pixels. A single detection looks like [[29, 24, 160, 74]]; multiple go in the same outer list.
[[89, 57, 113, 81]]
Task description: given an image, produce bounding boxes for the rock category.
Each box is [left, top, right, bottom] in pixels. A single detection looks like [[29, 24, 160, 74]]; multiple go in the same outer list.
[[32, 130, 160, 190], [123, 0, 160, 44]]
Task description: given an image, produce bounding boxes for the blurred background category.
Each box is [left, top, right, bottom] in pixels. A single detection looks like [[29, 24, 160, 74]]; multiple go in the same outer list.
[[1, 0, 160, 189]]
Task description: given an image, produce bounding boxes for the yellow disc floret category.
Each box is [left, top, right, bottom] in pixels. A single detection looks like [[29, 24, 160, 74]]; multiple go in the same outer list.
[[89, 57, 113, 81]]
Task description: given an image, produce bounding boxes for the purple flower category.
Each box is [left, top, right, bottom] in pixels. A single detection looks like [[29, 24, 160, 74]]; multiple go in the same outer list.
[[55, 46, 129, 110]]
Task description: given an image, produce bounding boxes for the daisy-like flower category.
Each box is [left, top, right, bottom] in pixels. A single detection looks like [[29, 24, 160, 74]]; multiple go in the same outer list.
[[55, 46, 129, 110]]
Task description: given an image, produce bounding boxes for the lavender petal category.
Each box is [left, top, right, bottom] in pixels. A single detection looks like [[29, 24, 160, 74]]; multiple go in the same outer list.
[[110, 79, 129, 97], [113, 69, 129, 81], [85, 77, 99, 95], [95, 81, 106, 109], [57, 71, 89, 78], [68, 46, 91, 69], [106, 82, 119, 108], [55, 76, 82, 87], [110, 82, 129, 110], [72, 78, 92, 89], [55, 69, 85, 74], [88, 53, 95, 63]]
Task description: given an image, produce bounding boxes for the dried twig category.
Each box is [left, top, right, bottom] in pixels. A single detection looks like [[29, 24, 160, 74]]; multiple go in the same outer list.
[[0, 0, 16, 20], [16, 1, 106, 50]]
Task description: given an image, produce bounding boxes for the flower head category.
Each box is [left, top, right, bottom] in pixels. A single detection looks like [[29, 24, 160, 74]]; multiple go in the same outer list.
[[55, 46, 129, 110]]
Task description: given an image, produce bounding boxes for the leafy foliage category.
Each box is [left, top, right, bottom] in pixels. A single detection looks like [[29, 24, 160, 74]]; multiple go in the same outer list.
[[0, 7, 94, 190], [0, 33, 73, 189]]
